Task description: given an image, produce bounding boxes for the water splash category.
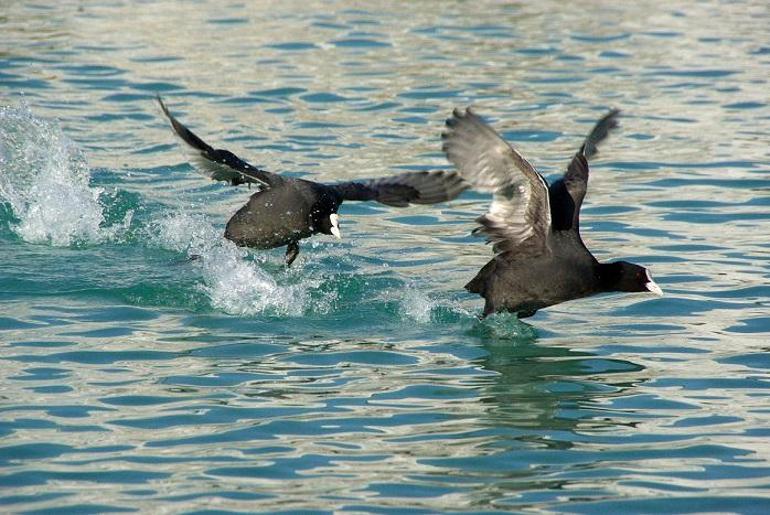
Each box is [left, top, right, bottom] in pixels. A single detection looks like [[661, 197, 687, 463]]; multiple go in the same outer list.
[[398, 285, 477, 324], [0, 102, 131, 246], [149, 212, 336, 316], [400, 287, 438, 323]]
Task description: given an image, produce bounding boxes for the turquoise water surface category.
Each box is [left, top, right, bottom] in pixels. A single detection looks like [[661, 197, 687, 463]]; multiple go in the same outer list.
[[2, 1, 770, 513]]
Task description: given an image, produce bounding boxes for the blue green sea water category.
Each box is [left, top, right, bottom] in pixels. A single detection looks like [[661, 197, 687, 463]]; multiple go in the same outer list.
[[1, 1, 770, 513]]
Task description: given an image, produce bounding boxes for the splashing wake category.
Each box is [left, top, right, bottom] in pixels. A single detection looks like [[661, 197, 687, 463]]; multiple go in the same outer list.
[[0, 102, 131, 246], [150, 212, 337, 316]]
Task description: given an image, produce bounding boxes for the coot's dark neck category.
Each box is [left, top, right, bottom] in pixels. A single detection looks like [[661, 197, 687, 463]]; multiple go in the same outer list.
[[596, 261, 624, 292]]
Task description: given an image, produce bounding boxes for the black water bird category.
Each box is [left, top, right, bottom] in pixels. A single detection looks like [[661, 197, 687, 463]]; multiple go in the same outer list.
[[442, 108, 662, 318], [158, 96, 466, 265]]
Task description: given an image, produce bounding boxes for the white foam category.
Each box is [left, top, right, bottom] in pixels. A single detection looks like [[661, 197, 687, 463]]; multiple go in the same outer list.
[[0, 102, 131, 246], [398, 284, 479, 325], [400, 287, 437, 324], [150, 212, 335, 316]]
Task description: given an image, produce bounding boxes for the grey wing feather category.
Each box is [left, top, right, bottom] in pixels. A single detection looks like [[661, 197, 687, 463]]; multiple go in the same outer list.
[[331, 170, 467, 207], [441, 107, 552, 254], [157, 96, 281, 188]]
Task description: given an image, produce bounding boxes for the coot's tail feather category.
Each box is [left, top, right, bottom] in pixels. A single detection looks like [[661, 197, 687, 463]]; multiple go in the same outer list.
[[465, 274, 485, 294]]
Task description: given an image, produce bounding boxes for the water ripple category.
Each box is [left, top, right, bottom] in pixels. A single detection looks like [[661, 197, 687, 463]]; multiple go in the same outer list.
[[2, 1, 770, 513]]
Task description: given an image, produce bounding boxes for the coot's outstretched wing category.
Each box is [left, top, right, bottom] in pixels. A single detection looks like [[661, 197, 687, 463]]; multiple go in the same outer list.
[[330, 170, 467, 207], [549, 109, 620, 231], [157, 96, 282, 188], [442, 108, 551, 255], [579, 108, 620, 159]]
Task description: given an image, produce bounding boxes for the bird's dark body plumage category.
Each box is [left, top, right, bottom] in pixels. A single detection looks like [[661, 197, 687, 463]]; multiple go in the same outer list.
[[442, 108, 661, 318], [224, 179, 340, 249], [466, 231, 601, 317], [158, 96, 467, 264]]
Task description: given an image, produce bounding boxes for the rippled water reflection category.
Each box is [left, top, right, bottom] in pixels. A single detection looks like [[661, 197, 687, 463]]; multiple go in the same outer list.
[[2, 1, 770, 513]]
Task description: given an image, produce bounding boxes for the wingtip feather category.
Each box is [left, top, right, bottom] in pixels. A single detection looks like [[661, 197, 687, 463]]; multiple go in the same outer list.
[[156, 94, 174, 122]]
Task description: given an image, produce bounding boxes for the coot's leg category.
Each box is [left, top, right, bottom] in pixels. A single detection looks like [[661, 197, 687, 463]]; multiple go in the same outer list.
[[285, 241, 300, 266]]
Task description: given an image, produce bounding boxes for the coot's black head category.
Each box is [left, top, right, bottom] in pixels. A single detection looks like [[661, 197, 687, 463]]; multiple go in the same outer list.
[[310, 189, 342, 239], [600, 261, 663, 295]]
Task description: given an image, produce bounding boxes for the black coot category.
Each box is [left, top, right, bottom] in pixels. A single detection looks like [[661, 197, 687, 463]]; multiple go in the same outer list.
[[158, 96, 467, 265], [442, 108, 662, 318]]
